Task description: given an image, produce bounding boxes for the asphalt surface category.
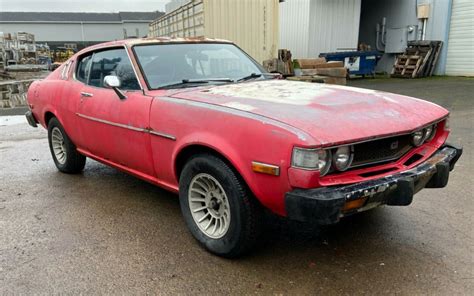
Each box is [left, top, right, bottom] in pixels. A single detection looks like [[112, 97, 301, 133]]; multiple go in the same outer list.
[[1, 77, 472, 294]]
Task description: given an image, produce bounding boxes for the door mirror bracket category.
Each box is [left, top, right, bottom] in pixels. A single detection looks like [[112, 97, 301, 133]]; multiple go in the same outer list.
[[104, 75, 127, 100]]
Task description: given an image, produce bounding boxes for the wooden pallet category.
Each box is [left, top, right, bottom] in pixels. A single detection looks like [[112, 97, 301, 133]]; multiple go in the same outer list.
[[391, 41, 443, 78], [391, 54, 423, 78]]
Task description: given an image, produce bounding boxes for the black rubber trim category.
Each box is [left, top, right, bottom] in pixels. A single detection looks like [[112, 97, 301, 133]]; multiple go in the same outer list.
[[25, 110, 38, 128]]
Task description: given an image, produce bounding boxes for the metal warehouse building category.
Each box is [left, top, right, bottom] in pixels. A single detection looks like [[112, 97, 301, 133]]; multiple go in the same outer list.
[[0, 11, 163, 49], [279, 0, 473, 76]]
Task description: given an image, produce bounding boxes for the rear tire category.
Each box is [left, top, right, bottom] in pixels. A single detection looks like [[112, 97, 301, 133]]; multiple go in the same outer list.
[[179, 154, 262, 258], [48, 117, 86, 174]]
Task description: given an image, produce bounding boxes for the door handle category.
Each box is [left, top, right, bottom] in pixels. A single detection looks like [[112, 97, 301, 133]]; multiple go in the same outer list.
[[80, 92, 93, 97]]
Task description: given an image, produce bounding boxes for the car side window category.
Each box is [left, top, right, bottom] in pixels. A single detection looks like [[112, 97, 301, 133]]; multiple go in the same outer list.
[[88, 48, 140, 90], [76, 54, 92, 83]]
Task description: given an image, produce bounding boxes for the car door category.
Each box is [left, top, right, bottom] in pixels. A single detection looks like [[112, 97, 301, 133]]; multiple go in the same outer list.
[[75, 47, 155, 176]]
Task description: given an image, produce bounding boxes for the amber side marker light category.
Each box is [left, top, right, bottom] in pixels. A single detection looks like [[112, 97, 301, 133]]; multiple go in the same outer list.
[[343, 197, 368, 212], [251, 161, 280, 176]]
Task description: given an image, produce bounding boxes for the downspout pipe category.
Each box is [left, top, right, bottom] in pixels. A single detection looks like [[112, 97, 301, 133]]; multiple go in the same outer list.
[[375, 19, 386, 52], [381, 17, 387, 45], [421, 18, 427, 40], [80, 21, 85, 47], [376, 23, 383, 51]]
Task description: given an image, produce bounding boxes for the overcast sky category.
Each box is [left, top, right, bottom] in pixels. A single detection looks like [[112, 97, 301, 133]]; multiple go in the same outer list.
[[0, 0, 167, 12]]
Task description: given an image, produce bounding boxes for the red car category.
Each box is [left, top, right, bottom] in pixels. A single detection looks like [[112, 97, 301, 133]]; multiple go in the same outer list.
[[26, 38, 462, 257]]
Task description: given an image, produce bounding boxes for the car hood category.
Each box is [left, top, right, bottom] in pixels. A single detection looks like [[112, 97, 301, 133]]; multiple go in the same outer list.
[[166, 80, 448, 146]]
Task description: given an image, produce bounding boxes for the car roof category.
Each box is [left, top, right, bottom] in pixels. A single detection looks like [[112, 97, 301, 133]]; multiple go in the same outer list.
[[76, 37, 234, 56]]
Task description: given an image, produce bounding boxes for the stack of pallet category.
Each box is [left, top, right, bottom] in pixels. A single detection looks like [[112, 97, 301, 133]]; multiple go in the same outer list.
[[287, 58, 347, 85], [391, 41, 443, 78], [262, 49, 294, 76]]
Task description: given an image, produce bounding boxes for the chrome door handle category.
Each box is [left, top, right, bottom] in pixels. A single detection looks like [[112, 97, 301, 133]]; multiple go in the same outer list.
[[80, 92, 93, 97]]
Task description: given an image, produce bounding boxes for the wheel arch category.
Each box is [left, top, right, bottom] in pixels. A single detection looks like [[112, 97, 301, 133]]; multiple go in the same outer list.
[[44, 111, 56, 127], [173, 142, 262, 201], [175, 144, 242, 184]]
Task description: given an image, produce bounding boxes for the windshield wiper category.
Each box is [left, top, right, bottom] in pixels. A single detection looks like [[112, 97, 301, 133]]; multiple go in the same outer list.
[[158, 78, 234, 89], [236, 73, 263, 82]]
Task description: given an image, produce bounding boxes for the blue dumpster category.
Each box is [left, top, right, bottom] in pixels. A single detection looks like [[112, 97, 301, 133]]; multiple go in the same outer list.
[[319, 51, 382, 77]]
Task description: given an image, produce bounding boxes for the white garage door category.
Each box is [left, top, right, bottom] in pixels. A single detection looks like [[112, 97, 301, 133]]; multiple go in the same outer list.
[[445, 0, 474, 76]]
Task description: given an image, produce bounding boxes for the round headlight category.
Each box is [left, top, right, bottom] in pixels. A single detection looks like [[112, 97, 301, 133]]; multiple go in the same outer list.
[[424, 124, 436, 142], [333, 146, 353, 171], [412, 130, 425, 146], [317, 149, 332, 176]]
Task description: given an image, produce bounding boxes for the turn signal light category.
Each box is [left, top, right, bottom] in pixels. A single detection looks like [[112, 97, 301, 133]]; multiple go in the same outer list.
[[251, 161, 280, 176], [342, 197, 368, 212]]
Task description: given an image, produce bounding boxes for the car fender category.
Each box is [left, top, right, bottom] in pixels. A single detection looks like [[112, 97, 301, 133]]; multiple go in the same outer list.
[[173, 131, 250, 186]]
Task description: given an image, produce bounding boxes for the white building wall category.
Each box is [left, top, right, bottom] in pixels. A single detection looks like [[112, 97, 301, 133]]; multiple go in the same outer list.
[[307, 0, 361, 57], [279, 0, 361, 59], [279, 0, 311, 58], [0, 22, 151, 42]]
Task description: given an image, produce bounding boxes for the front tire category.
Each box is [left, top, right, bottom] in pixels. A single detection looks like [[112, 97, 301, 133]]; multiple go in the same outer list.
[[179, 154, 262, 258], [48, 117, 86, 174]]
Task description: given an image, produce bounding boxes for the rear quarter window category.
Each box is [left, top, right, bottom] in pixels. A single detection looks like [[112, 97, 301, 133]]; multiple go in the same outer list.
[[60, 60, 73, 80], [76, 54, 92, 83]]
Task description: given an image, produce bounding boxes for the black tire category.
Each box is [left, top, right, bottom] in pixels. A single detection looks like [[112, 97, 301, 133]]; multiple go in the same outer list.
[[179, 154, 262, 258], [47, 117, 86, 174]]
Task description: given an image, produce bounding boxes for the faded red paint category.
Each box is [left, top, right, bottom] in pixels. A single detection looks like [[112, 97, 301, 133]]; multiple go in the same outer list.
[[27, 39, 450, 217]]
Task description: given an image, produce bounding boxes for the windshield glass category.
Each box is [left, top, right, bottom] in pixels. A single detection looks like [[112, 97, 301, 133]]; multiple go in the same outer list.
[[133, 43, 265, 89]]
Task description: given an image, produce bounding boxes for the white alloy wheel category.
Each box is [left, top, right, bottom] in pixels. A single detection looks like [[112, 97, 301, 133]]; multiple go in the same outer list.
[[188, 173, 231, 239], [51, 127, 67, 164]]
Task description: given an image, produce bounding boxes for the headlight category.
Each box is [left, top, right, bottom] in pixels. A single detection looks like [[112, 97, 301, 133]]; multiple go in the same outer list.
[[412, 123, 437, 146], [412, 130, 425, 146], [333, 145, 354, 171], [424, 124, 436, 142], [316, 149, 332, 176], [292, 148, 332, 176]]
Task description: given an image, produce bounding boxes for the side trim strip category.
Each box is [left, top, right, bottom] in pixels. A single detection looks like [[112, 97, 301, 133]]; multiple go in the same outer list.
[[76, 113, 176, 141], [148, 130, 177, 140]]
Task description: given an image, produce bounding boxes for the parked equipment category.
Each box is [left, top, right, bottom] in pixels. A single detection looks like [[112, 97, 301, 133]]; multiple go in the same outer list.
[[319, 50, 382, 77], [51, 47, 75, 64]]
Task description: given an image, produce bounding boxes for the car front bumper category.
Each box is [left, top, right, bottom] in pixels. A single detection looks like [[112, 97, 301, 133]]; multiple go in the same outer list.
[[285, 144, 463, 225]]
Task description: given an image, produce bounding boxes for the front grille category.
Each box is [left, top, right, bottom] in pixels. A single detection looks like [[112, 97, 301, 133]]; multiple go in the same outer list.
[[351, 135, 413, 168]]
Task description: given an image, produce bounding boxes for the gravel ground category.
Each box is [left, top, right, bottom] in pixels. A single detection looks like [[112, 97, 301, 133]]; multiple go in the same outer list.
[[0, 77, 472, 294]]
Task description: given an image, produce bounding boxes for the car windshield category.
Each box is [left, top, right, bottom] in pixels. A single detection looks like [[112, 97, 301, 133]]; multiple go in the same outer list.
[[133, 43, 265, 89]]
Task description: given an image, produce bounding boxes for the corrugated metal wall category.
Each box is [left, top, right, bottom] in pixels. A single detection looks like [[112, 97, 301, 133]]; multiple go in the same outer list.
[[446, 0, 474, 76], [149, 0, 279, 63], [279, 0, 311, 58], [307, 0, 361, 57], [279, 0, 361, 59], [204, 0, 279, 63]]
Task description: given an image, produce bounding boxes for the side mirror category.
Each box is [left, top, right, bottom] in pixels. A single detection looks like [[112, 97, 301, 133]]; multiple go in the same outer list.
[[103, 75, 121, 88], [103, 75, 126, 100]]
